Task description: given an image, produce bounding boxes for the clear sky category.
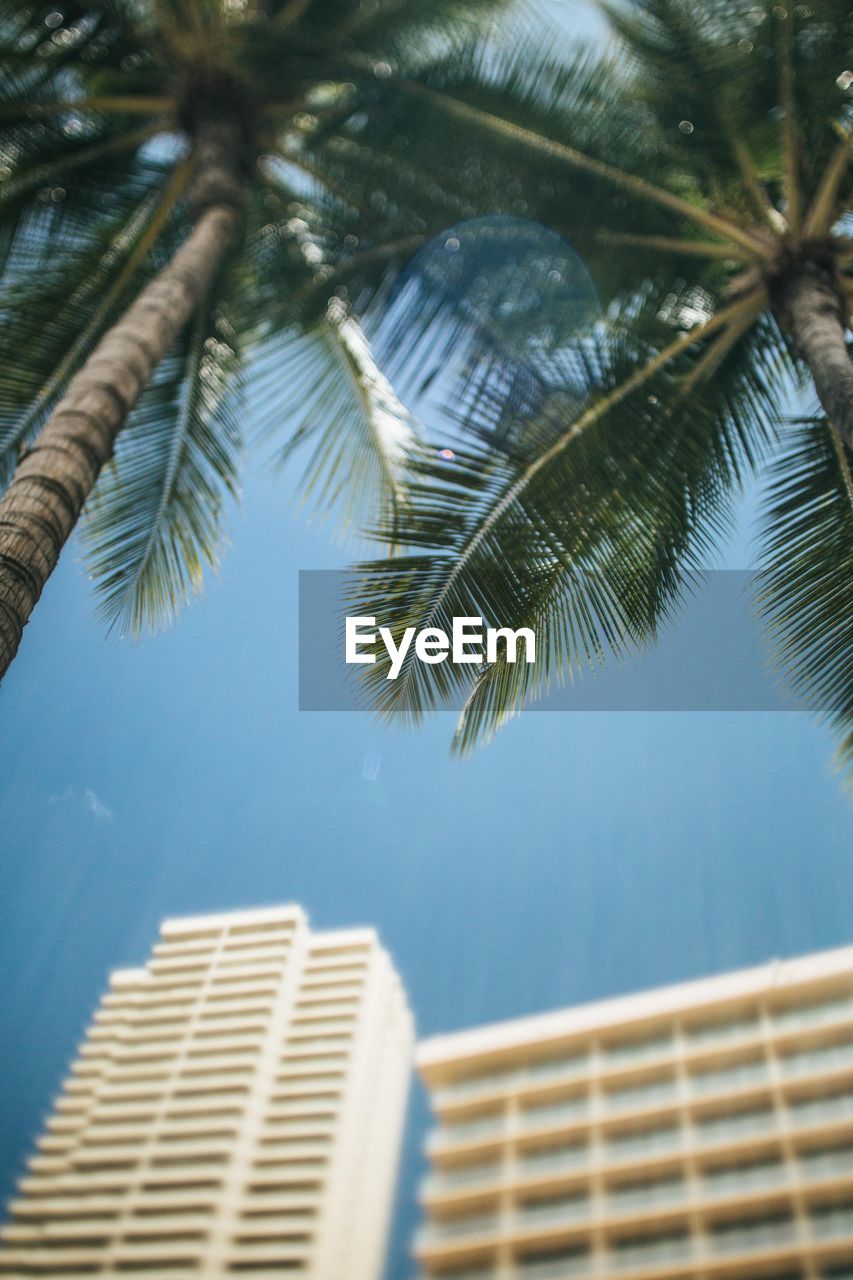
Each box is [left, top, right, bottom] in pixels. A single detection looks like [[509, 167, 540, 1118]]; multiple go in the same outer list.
[[1, 447, 852, 1275], [2, 3, 852, 1276]]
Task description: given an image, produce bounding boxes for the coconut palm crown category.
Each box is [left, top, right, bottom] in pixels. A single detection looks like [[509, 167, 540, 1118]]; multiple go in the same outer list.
[[0, 0, 520, 673], [345, 0, 853, 767]]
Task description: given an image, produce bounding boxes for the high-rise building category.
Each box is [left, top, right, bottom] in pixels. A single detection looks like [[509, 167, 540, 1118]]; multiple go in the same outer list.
[[416, 945, 853, 1280], [1, 905, 413, 1279]]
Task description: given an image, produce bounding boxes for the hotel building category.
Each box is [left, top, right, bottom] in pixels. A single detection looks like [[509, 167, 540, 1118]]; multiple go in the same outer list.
[[0, 904, 413, 1279], [416, 944, 853, 1280]]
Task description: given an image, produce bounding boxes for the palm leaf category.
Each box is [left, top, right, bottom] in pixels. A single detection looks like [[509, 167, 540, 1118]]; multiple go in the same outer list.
[[756, 419, 853, 779], [257, 299, 417, 535], [81, 286, 243, 634], [0, 163, 184, 487], [348, 289, 784, 746]]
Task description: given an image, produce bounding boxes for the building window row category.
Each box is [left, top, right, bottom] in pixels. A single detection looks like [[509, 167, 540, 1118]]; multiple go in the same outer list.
[[437, 989, 853, 1105]]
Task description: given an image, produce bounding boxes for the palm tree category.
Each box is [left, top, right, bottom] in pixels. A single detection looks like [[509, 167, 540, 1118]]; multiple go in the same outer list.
[[0, 0, 513, 677], [347, 0, 853, 768]]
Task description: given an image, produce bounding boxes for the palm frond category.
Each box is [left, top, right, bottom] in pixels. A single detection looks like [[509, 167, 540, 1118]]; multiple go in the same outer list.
[[81, 287, 243, 634], [756, 419, 853, 777], [256, 299, 417, 535], [0, 163, 186, 487], [348, 290, 783, 746]]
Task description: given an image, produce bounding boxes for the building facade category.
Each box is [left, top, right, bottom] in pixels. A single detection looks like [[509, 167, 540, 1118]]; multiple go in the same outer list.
[[1, 905, 413, 1279], [416, 945, 853, 1280]]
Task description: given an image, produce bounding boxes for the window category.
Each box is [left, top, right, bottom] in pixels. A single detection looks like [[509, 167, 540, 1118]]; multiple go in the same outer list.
[[780, 1039, 853, 1076], [788, 1090, 853, 1125], [690, 1057, 768, 1094], [123, 1232, 206, 1244], [517, 1246, 591, 1278], [695, 1104, 775, 1142], [606, 1075, 678, 1111], [610, 1230, 691, 1269], [439, 1110, 506, 1144], [685, 1012, 758, 1046], [428, 1161, 501, 1190], [602, 1032, 673, 1065], [607, 1122, 680, 1158], [809, 1198, 853, 1238], [710, 1212, 795, 1252], [522, 1093, 588, 1130], [520, 1141, 588, 1173], [703, 1156, 787, 1195], [518, 1192, 589, 1226], [426, 1212, 499, 1241], [149, 1153, 230, 1168], [608, 1175, 685, 1211], [226, 1264, 305, 1273], [773, 991, 853, 1031], [798, 1143, 853, 1179], [114, 1259, 200, 1271]]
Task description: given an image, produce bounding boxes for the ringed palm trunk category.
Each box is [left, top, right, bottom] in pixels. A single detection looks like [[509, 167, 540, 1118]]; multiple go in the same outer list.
[[0, 123, 244, 679], [773, 259, 853, 454]]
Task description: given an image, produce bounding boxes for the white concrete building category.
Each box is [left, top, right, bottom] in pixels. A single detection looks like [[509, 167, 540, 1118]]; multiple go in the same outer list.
[[0, 904, 413, 1279], [416, 944, 853, 1280]]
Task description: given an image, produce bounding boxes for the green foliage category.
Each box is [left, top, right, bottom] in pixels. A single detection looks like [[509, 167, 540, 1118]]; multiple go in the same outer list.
[[257, 302, 417, 536], [2, 0, 852, 771], [351, 294, 785, 746], [0, 0, 514, 633], [81, 286, 243, 633], [343, 0, 853, 760], [758, 421, 853, 781]]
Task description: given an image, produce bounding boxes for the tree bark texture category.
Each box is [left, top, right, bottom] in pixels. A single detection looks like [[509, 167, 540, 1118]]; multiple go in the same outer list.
[[773, 259, 853, 455], [0, 202, 241, 678]]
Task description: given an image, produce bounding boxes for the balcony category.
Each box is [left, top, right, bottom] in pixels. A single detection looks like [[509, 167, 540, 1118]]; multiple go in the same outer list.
[[702, 1158, 788, 1198], [521, 1099, 589, 1134], [788, 1091, 853, 1128], [689, 1059, 769, 1096], [799, 1144, 853, 1180], [605, 1079, 679, 1114], [606, 1125, 682, 1162], [684, 1014, 760, 1051], [434, 1057, 590, 1110], [418, 1212, 501, 1247], [781, 1039, 853, 1079], [517, 1197, 591, 1233], [421, 1162, 503, 1200], [601, 1035, 675, 1069], [810, 1201, 853, 1239], [608, 1177, 687, 1215], [518, 1251, 591, 1278], [429, 1115, 507, 1153], [773, 992, 853, 1033], [709, 1213, 796, 1253], [609, 1231, 692, 1270], [693, 1107, 776, 1146], [519, 1144, 589, 1179], [421, 1197, 595, 1249]]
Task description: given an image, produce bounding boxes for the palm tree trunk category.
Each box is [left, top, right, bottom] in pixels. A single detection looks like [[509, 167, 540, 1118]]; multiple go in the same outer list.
[[0, 129, 244, 679], [773, 260, 853, 454]]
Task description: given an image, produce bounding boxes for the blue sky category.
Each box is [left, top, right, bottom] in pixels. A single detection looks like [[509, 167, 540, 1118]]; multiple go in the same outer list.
[[2, 2, 852, 1274], [1, 450, 851, 1276]]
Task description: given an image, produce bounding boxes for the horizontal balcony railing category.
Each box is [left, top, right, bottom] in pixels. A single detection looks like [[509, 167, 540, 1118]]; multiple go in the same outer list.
[[434, 1059, 590, 1109], [426, 1116, 853, 1205], [522, 1101, 589, 1132], [430, 1117, 508, 1150], [420, 1147, 853, 1249], [419, 1205, 853, 1278], [431, 996, 853, 1112], [433, 1075, 853, 1156]]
